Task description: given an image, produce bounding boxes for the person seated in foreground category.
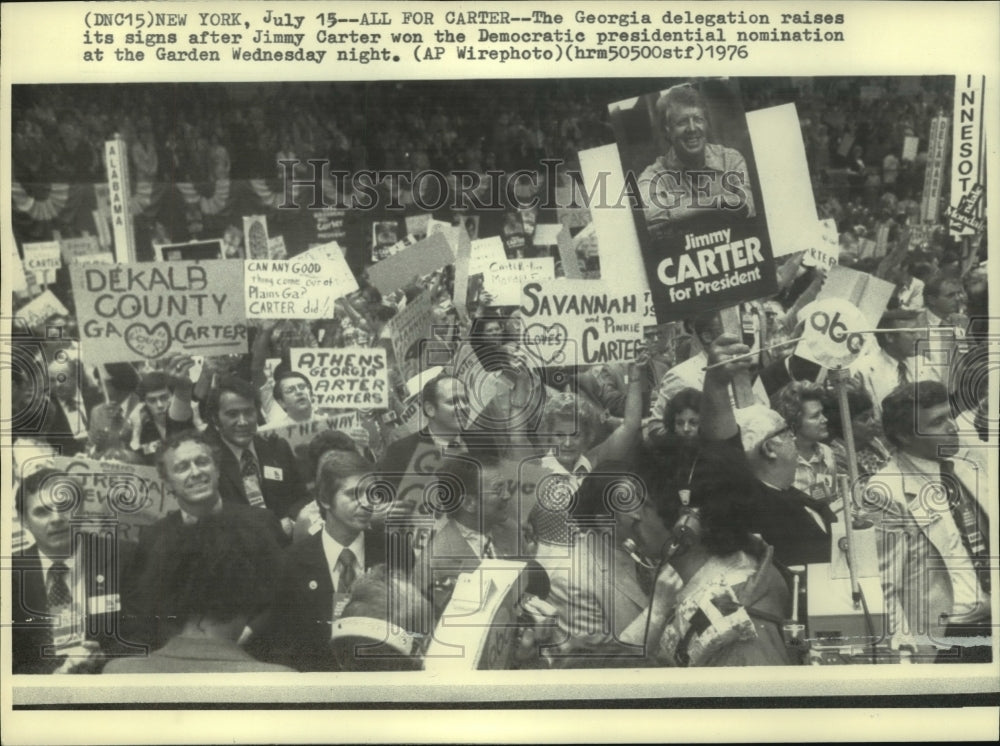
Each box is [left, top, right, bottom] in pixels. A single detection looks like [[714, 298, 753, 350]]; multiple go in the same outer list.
[[104, 510, 293, 674], [618, 468, 797, 667]]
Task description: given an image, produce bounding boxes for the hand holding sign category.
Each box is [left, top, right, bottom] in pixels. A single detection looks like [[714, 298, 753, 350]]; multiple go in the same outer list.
[[704, 333, 754, 383], [796, 299, 870, 369]]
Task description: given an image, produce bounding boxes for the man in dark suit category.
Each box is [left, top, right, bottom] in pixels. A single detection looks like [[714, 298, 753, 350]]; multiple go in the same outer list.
[[378, 373, 501, 489], [426, 455, 520, 615], [203, 375, 307, 539], [11, 467, 140, 674], [124, 430, 287, 651], [700, 333, 835, 568], [13, 354, 103, 457], [248, 449, 414, 671]]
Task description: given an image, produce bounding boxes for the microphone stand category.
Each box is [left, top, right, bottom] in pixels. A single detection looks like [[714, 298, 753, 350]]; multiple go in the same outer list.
[[830, 365, 877, 663]]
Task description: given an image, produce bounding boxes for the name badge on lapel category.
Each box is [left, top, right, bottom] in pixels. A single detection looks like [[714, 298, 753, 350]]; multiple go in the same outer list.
[[88, 593, 121, 615], [243, 476, 266, 508], [332, 592, 351, 621], [263, 466, 284, 481]]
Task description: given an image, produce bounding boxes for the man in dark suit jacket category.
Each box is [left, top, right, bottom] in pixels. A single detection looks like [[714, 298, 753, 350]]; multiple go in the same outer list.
[[700, 334, 834, 569], [123, 430, 287, 651], [203, 375, 307, 539], [378, 373, 502, 489], [12, 467, 141, 674], [248, 450, 415, 671], [11, 354, 103, 457], [425, 455, 521, 616]]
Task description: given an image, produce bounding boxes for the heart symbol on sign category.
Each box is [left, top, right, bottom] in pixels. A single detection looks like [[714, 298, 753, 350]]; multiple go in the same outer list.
[[124, 321, 172, 359], [522, 322, 568, 366]]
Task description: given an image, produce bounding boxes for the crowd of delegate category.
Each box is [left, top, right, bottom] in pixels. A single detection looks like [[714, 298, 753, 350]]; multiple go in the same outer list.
[[9, 76, 992, 673]]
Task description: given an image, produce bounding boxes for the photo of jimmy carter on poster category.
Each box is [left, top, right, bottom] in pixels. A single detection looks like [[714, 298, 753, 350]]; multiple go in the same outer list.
[[609, 79, 778, 323]]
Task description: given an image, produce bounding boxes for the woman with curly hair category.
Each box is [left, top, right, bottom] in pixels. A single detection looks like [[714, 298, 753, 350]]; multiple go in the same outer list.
[[770, 381, 837, 505]]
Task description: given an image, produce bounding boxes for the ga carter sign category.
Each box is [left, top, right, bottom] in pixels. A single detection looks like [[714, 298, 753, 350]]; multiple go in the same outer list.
[[70, 260, 248, 365]]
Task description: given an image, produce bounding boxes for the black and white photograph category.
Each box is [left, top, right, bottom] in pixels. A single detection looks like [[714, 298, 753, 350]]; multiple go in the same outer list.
[[2, 1, 998, 744]]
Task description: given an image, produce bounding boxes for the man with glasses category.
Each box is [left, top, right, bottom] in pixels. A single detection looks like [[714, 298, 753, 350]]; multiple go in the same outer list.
[[425, 455, 519, 614], [268, 370, 314, 425], [700, 333, 835, 567]]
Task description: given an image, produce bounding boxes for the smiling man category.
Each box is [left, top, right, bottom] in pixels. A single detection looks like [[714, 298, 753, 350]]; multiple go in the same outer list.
[[123, 430, 287, 650], [638, 84, 755, 228], [203, 375, 307, 537]]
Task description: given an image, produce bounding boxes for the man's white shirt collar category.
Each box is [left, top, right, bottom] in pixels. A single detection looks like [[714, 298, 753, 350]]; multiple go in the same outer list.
[[321, 530, 365, 590]]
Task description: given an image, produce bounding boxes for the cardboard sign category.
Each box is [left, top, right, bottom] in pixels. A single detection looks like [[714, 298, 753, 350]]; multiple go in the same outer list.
[[533, 223, 579, 280], [14, 289, 70, 327], [803, 218, 840, 271], [105, 138, 136, 263], [366, 231, 455, 295], [406, 213, 431, 239], [519, 279, 644, 367], [60, 235, 102, 263], [157, 239, 223, 262], [746, 104, 818, 259], [73, 252, 115, 265], [371, 219, 404, 261], [902, 135, 920, 162], [243, 215, 270, 259], [447, 224, 475, 310], [467, 237, 508, 277], [22, 241, 62, 285], [268, 235, 287, 259], [386, 293, 435, 370], [948, 75, 986, 236], [796, 298, 870, 369], [10, 245, 29, 294], [921, 116, 950, 223], [291, 346, 388, 410], [245, 251, 357, 319], [259, 412, 359, 451], [50, 456, 178, 545], [310, 205, 349, 245], [815, 265, 895, 328], [483, 257, 555, 306], [608, 81, 777, 323], [426, 218, 459, 247], [70, 260, 248, 365]]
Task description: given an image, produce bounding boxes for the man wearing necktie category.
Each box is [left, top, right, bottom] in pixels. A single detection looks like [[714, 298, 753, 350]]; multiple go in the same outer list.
[[44, 355, 103, 456], [11, 468, 137, 674], [922, 275, 969, 394], [203, 375, 307, 540], [849, 309, 939, 420], [870, 381, 991, 661], [425, 455, 520, 615], [248, 449, 411, 671]]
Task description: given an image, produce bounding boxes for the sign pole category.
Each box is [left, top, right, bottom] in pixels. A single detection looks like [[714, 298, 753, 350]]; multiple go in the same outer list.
[[719, 306, 754, 407], [104, 135, 137, 264]]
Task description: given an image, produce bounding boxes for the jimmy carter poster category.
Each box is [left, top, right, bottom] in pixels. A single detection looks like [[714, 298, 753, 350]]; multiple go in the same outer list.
[[609, 79, 778, 323]]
